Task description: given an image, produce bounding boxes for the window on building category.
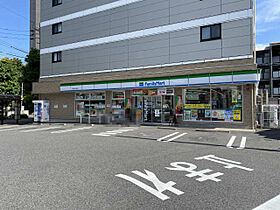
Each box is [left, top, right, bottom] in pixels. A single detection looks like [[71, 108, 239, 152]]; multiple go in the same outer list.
[[53, 0, 62, 7], [183, 86, 243, 122], [52, 52, 62, 63], [201, 24, 221, 42], [52, 23, 62, 34]]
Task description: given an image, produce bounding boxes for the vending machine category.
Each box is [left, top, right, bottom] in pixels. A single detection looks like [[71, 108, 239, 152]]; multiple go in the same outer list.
[[33, 100, 50, 122]]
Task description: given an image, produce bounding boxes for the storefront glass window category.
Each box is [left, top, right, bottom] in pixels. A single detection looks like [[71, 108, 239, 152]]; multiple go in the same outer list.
[[183, 86, 243, 122], [112, 91, 125, 119], [184, 89, 211, 121], [75, 92, 106, 117]]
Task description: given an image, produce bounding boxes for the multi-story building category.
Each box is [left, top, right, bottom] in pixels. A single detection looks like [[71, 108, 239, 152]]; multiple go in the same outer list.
[[33, 0, 259, 128], [30, 0, 40, 49], [257, 42, 280, 99]]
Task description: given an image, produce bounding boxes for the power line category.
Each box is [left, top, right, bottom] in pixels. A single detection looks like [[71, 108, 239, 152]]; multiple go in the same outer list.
[[0, 27, 30, 32], [0, 51, 25, 59], [0, 3, 40, 32], [0, 39, 29, 54]]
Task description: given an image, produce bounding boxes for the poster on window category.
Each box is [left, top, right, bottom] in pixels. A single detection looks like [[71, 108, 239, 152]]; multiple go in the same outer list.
[[175, 95, 183, 116], [232, 88, 238, 103], [186, 92, 200, 100], [225, 110, 234, 122], [191, 110, 198, 120], [76, 102, 85, 116], [125, 98, 132, 110], [233, 110, 242, 121], [205, 110, 211, 118], [212, 110, 225, 119]]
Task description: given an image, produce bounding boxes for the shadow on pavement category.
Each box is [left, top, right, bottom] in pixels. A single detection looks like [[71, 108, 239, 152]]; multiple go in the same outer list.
[[256, 129, 280, 141], [116, 135, 280, 153]]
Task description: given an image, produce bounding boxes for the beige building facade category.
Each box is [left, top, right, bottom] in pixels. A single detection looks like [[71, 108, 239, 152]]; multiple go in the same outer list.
[[33, 0, 259, 128]]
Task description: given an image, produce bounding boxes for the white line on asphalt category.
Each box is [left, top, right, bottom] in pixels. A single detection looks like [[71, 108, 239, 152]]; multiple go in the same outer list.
[[51, 127, 93, 134], [226, 136, 236, 148], [21, 126, 62, 133], [237, 137, 247, 150], [92, 128, 135, 137], [164, 133, 187, 142], [0, 125, 19, 129], [253, 194, 280, 210], [157, 132, 179, 141], [0, 126, 37, 132]]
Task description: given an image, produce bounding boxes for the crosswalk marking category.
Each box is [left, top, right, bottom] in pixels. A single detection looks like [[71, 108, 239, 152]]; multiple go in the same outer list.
[[226, 136, 247, 149], [0, 125, 37, 132], [51, 127, 93, 134], [21, 126, 62, 133], [226, 136, 236, 148], [157, 132, 179, 141], [237, 137, 247, 150], [164, 133, 187, 142]]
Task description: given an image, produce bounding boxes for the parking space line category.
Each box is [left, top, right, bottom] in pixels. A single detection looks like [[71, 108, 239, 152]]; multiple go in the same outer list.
[[164, 133, 187, 142], [21, 126, 62, 133], [237, 137, 247, 150], [0, 125, 19, 129], [226, 136, 236, 148], [253, 194, 280, 210], [0, 126, 37, 132], [157, 132, 179, 141], [51, 127, 93, 134]]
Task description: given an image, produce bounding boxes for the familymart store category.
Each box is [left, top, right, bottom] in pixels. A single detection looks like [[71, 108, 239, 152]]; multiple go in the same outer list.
[[60, 70, 260, 127]]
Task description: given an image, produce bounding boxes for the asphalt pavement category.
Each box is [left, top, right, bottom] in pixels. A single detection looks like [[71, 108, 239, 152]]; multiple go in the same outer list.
[[0, 124, 279, 210]]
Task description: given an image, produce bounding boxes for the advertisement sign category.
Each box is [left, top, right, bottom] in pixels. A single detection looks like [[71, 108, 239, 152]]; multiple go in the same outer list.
[[186, 92, 200, 101], [157, 88, 167, 95], [185, 104, 211, 109], [191, 110, 198, 120], [225, 110, 234, 122], [132, 89, 144, 95], [125, 98, 132, 110], [212, 110, 225, 119], [205, 110, 211, 118], [148, 89, 158, 96], [232, 88, 238, 103], [175, 95, 183, 115], [233, 110, 242, 121]]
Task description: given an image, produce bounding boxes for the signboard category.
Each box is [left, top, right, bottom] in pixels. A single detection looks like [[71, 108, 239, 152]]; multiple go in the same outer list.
[[185, 104, 211, 109], [225, 110, 234, 122], [137, 80, 169, 88], [158, 89, 167, 95], [132, 89, 144, 96], [175, 95, 183, 115], [148, 89, 158, 96], [233, 110, 242, 121], [186, 92, 200, 101]]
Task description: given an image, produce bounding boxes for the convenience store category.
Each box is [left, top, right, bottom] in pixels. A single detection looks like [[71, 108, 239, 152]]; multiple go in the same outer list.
[[59, 69, 260, 127]]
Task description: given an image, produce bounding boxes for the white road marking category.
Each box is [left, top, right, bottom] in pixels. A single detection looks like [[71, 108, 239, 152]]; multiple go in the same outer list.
[[253, 194, 280, 210], [116, 169, 184, 201], [237, 137, 247, 150], [51, 127, 93, 134], [226, 136, 236, 148], [0, 125, 19, 129], [164, 133, 187, 142], [0, 126, 37, 132], [157, 132, 179, 141], [21, 126, 62, 133], [92, 128, 135, 137]]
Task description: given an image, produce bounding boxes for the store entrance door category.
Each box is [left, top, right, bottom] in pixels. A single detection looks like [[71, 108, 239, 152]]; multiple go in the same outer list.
[[143, 96, 162, 123]]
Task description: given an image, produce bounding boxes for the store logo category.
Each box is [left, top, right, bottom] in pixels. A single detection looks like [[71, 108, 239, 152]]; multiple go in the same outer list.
[[139, 81, 166, 87]]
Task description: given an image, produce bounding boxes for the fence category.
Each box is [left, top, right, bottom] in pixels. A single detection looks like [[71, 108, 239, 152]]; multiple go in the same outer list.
[[260, 105, 280, 128]]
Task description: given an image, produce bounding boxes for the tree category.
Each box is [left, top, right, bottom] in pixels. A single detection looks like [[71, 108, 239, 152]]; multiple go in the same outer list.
[[21, 48, 40, 112], [0, 57, 23, 95]]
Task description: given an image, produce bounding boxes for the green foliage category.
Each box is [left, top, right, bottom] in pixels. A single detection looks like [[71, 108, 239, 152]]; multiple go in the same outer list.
[[21, 48, 40, 95], [0, 57, 23, 95], [21, 48, 40, 112]]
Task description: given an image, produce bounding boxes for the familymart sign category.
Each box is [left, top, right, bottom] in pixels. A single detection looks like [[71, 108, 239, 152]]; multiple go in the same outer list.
[[60, 70, 260, 92]]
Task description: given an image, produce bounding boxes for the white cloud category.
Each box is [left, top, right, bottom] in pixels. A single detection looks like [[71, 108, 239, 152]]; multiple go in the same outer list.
[[257, 0, 280, 23], [256, 43, 268, 51]]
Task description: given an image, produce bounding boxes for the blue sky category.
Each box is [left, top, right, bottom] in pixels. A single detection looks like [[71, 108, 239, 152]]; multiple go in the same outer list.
[[0, 0, 279, 61]]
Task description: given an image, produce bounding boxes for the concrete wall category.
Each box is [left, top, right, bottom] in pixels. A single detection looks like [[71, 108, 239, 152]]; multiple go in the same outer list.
[[40, 0, 254, 77]]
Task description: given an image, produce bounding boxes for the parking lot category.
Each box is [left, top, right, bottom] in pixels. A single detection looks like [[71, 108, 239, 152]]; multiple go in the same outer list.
[[0, 124, 279, 209]]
